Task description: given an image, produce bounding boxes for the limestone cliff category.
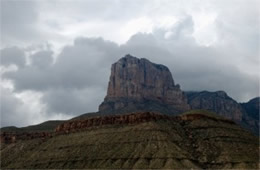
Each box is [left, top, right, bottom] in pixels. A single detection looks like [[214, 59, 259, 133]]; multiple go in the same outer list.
[[99, 54, 190, 114]]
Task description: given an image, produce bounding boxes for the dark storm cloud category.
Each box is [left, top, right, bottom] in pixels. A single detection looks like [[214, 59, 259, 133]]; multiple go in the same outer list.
[[2, 15, 258, 120], [2, 38, 119, 116], [3, 38, 118, 91]]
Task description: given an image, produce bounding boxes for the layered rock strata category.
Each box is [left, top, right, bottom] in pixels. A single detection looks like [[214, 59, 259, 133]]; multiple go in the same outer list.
[[0, 132, 53, 144], [55, 111, 235, 134]]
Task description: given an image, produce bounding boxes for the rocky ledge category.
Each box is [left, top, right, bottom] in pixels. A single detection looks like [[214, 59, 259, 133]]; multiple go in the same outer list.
[[55, 112, 174, 134], [55, 111, 236, 134], [1, 111, 238, 143], [0, 132, 53, 144]]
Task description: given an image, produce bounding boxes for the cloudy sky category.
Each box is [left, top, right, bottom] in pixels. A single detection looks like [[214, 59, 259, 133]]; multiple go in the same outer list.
[[1, 0, 259, 127]]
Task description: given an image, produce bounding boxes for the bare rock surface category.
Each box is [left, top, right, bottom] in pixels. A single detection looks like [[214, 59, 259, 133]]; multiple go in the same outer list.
[[186, 91, 259, 135], [99, 54, 190, 114], [186, 91, 243, 121]]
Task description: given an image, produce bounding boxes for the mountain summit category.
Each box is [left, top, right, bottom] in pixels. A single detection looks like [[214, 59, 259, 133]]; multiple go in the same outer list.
[[99, 54, 190, 114]]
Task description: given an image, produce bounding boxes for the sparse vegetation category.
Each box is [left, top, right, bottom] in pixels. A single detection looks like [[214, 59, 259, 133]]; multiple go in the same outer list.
[[1, 111, 258, 169]]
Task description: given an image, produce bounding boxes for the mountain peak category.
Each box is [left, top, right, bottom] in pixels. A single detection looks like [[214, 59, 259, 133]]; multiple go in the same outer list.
[[99, 55, 190, 114], [124, 53, 136, 59]]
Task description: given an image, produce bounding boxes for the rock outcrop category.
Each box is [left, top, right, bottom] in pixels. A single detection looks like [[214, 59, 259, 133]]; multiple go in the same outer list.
[[55, 112, 173, 134], [186, 91, 259, 135], [55, 111, 236, 134], [99, 54, 190, 114], [0, 132, 53, 144], [186, 91, 243, 122]]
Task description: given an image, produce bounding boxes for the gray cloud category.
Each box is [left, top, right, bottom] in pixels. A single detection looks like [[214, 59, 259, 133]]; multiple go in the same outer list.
[[1, 38, 120, 120], [2, 15, 258, 121], [1, 88, 30, 127], [1, 0, 39, 45], [30, 50, 53, 68], [42, 87, 106, 115], [1, 0, 259, 127], [0, 47, 26, 67], [119, 15, 259, 102], [3, 38, 118, 91]]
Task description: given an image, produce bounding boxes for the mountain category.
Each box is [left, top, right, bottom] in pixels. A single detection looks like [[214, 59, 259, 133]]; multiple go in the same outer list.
[[2, 55, 258, 135], [185, 91, 259, 135], [99, 54, 190, 115], [1, 54, 259, 169], [241, 97, 259, 121], [240, 97, 260, 135], [185, 91, 243, 122], [1, 111, 258, 169]]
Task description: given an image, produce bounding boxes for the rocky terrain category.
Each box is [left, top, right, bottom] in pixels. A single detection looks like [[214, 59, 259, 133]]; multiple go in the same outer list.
[[98, 55, 258, 135], [55, 112, 173, 134], [186, 91, 243, 121], [186, 91, 259, 135], [0, 131, 53, 144], [1, 111, 258, 169], [99, 54, 190, 114]]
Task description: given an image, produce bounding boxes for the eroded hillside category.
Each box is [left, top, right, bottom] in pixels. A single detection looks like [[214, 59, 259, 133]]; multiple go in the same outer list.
[[1, 111, 258, 169]]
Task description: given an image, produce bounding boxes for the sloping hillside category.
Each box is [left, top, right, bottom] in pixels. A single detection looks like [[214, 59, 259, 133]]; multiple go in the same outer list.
[[1, 120, 65, 133], [1, 111, 258, 169]]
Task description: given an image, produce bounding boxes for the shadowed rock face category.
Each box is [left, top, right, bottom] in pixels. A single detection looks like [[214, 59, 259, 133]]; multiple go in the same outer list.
[[240, 97, 259, 135], [99, 54, 190, 114], [186, 91, 243, 122], [241, 97, 259, 121], [186, 91, 259, 135]]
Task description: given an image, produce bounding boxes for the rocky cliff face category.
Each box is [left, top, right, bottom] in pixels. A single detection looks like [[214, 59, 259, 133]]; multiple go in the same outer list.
[[186, 91, 259, 135], [240, 97, 259, 135], [186, 91, 243, 122], [241, 97, 259, 121], [99, 54, 190, 114]]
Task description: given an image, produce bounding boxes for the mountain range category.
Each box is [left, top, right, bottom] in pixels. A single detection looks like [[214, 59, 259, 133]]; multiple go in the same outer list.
[[1, 54, 259, 169]]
